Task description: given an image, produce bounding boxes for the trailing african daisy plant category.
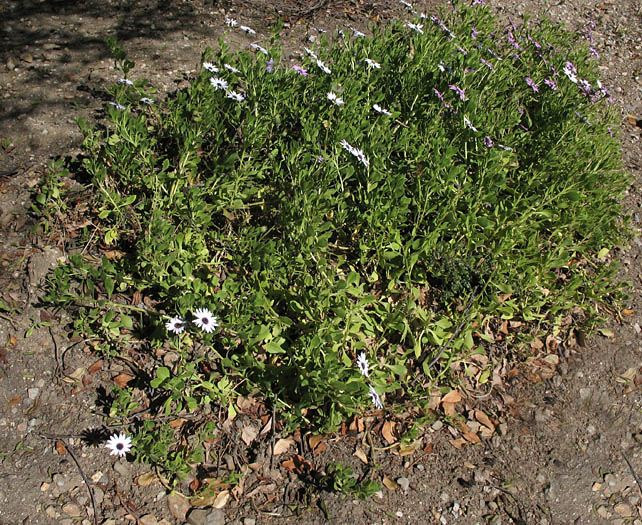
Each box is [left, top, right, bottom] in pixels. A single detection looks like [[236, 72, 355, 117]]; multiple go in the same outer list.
[[37, 1, 630, 482]]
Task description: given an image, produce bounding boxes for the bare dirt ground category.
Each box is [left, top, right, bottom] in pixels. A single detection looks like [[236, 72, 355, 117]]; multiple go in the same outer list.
[[1, 0, 641, 524]]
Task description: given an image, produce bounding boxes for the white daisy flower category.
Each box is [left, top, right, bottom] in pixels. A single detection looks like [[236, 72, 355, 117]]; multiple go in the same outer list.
[[407, 22, 424, 34], [339, 139, 369, 167], [372, 103, 392, 116], [192, 308, 219, 333], [340, 139, 356, 155], [250, 43, 268, 55], [327, 92, 344, 106], [107, 102, 126, 110], [224, 63, 240, 73], [351, 28, 366, 38], [105, 433, 133, 457], [364, 58, 381, 69], [225, 17, 238, 27], [226, 90, 245, 102], [118, 78, 134, 85], [303, 47, 318, 59], [355, 150, 369, 167], [203, 62, 219, 73], [209, 77, 228, 90], [356, 352, 369, 377], [240, 25, 256, 34], [165, 316, 186, 334], [140, 97, 154, 105], [400, 0, 413, 8], [316, 59, 331, 75], [369, 385, 384, 409]]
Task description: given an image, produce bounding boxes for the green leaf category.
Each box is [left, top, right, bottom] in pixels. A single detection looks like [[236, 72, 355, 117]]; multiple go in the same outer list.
[[104, 276, 114, 298], [265, 338, 286, 354]]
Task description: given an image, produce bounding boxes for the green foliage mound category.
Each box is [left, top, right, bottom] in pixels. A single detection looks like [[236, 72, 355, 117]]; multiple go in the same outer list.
[[36, 3, 629, 482]]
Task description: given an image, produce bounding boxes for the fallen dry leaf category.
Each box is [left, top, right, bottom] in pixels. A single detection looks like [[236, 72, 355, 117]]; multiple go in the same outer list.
[[134, 472, 158, 487], [443, 402, 457, 417], [273, 438, 294, 456], [398, 444, 417, 456], [169, 418, 186, 429], [530, 338, 544, 350], [281, 455, 313, 475], [381, 421, 397, 445], [449, 437, 467, 449], [88, 359, 103, 375], [236, 395, 256, 413], [213, 490, 230, 509], [382, 475, 399, 491], [441, 390, 462, 404], [241, 425, 259, 446], [54, 441, 67, 455], [308, 434, 327, 455], [8, 334, 16, 346], [113, 373, 134, 387], [103, 250, 126, 260], [463, 431, 481, 444], [474, 410, 495, 432], [349, 416, 365, 432], [354, 446, 369, 464], [621, 309, 636, 316]]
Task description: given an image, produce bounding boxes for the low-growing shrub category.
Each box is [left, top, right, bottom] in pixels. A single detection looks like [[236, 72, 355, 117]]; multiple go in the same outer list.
[[36, 2, 630, 483]]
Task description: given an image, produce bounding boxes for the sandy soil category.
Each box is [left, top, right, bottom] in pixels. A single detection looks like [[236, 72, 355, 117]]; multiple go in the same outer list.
[[1, 0, 641, 523]]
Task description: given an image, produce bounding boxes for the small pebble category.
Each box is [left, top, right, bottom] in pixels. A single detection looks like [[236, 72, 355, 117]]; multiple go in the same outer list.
[[139, 515, 158, 525], [62, 503, 82, 516], [614, 503, 633, 517], [396, 477, 410, 492]]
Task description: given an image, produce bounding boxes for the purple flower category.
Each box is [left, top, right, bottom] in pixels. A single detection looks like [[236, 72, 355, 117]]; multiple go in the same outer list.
[[472, 0, 486, 5], [449, 84, 467, 101], [525, 77, 539, 92], [265, 58, 275, 73], [483, 136, 494, 148], [471, 27, 478, 39], [506, 30, 520, 50], [480, 58, 494, 71], [292, 65, 309, 76], [589, 47, 600, 58], [434, 88, 456, 113], [543, 78, 557, 91]]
